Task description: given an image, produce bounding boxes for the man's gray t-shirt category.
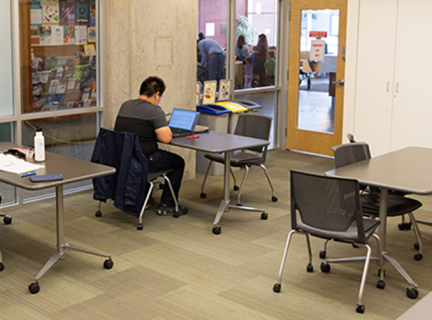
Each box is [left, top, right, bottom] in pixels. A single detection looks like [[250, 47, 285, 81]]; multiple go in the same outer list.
[[114, 99, 167, 157]]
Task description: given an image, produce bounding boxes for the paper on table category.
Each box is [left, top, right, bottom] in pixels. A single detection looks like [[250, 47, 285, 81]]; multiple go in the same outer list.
[[0, 154, 44, 174]]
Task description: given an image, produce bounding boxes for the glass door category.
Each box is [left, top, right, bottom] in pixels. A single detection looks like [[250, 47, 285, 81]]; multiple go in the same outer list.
[[286, 0, 347, 156]]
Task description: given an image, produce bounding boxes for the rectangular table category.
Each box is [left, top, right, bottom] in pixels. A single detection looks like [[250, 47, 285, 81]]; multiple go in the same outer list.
[[171, 131, 269, 234], [0, 142, 116, 294], [326, 147, 432, 293]]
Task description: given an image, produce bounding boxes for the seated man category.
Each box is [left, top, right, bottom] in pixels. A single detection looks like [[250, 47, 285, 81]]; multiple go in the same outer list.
[[114, 76, 188, 215]]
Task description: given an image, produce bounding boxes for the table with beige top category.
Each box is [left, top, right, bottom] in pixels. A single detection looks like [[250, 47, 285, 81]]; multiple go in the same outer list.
[[0, 142, 116, 294], [326, 147, 432, 299]]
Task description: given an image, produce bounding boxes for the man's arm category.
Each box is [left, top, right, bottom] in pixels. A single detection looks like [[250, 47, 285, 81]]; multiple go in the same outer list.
[[155, 126, 172, 143]]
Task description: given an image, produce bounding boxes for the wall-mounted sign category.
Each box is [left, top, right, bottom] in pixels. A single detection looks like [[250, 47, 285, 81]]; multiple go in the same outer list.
[[309, 31, 327, 38], [310, 40, 326, 61]]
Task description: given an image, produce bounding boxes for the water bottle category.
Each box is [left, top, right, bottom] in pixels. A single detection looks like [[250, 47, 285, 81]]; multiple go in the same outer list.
[[34, 127, 45, 162]]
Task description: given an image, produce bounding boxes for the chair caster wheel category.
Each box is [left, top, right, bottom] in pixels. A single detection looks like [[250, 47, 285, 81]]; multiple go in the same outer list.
[[414, 253, 423, 261], [28, 282, 40, 294], [398, 222, 411, 230], [0, 263, 4, 271], [104, 259, 114, 269], [212, 226, 221, 235], [273, 283, 281, 293], [3, 216, 12, 225], [233, 185, 239, 191], [261, 212, 268, 220], [236, 203, 243, 207], [306, 263, 313, 272], [319, 251, 326, 259], [271, 196, 278, 202], [137, 224, 143, 230], [376, 280, 385, 290], [414, 242, 420, 250], [356, 304, 365, 314], [406, 287, 418, 299], [173, 212, 180, 218], [200, 193, 207, 199], [95, 210, 102, 217], [378, 269, 386, 277], [320, 262, 331, 273], [352, 243, 359, 248]]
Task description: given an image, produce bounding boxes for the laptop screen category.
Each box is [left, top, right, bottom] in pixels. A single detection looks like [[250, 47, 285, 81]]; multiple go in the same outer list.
[[168, 108, 200, 131]]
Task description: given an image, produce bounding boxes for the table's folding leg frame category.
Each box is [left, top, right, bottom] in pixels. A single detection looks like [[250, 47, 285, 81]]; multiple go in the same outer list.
[[212, 152, 266, 234], [29, 185, 113, 294]]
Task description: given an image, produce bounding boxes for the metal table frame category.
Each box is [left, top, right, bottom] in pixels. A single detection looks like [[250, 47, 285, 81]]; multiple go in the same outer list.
[[0, 143, 116, 294]]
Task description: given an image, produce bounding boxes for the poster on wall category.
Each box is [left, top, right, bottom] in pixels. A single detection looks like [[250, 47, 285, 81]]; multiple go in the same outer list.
[[75, 25, 87, 44], [42, 0, 60, 26], [30, 1, 43, 26], [310, 40, 326, 61]]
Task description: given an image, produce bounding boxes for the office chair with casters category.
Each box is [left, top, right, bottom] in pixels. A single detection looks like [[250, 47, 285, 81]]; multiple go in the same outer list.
[[346, 133, 414, 231], [200, 113, 278, 205], [331, 142, 423, 261], [91, 128, 179, 231], [273, 171, 384, 314], [0, 195, 12, 271]]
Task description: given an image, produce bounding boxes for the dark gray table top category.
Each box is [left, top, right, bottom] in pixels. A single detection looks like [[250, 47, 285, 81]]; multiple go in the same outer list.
[[326, 146, 432, 195], [0, 142, 115, 190], [170, 131, 269, 153]]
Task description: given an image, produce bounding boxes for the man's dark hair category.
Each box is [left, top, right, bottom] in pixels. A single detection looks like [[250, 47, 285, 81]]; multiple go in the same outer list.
[[139, 76, 166, 97]]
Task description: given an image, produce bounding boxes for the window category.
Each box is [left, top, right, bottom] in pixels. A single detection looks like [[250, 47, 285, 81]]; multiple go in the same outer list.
[[20, 0, 99, 114]]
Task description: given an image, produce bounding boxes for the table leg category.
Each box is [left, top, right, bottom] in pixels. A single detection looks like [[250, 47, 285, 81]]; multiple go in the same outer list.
[[31, 185, 112, 289], [213, 152, 266, 228], [379, 188, 418, 288]]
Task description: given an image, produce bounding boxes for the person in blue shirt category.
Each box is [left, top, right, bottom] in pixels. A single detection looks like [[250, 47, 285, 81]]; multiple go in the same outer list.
[[198, 38, 225, 81]]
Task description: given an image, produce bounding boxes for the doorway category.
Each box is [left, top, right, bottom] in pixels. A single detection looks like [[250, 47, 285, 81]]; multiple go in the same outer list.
[[286, 0, 347, 156]]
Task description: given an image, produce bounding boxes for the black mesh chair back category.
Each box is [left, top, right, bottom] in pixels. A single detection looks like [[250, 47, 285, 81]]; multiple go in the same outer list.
[[290, 171, 365, 243], [234, 113, 272, 153], [332, 142, 371, 169]]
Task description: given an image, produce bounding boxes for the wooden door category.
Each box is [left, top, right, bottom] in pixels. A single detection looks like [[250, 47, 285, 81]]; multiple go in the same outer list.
[[286, 0, 347, 156]]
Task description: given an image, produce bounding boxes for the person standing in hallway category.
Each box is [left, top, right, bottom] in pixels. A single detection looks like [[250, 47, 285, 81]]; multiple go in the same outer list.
[[114, 76, 188, 216], [253, 34, 269, 86], [198, 38, 225, 81]]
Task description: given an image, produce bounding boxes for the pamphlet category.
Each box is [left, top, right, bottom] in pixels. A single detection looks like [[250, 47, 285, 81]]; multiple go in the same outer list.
[[75, 25, 87, 44], [84, 44, 96, 56], [63, 26, 76, 45], [0, 154, 44, 174], [30, 0, 43, 26], [59, 0, 76, 26], [77, 0, 89, 25], [202, 80, 217, 104], [88, 27, 96, 42], [51, 26, 64, 45]]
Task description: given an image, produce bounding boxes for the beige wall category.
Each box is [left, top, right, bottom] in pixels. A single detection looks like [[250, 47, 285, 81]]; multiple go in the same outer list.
[[103, 0, 198, 180]]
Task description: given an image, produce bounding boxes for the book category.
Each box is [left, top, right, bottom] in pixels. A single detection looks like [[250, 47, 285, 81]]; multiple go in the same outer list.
[[84, 44, 96, 56], [77, 0, 89, 26], [72, 65, 84, 80], [0, 154, 44, 174], [87, 27, 96, 43], [63, 26, 76, 45], [59, 0, 76, 26]]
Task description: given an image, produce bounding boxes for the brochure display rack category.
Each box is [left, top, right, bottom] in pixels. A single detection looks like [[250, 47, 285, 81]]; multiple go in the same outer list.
[[20, 0, 99, 113]]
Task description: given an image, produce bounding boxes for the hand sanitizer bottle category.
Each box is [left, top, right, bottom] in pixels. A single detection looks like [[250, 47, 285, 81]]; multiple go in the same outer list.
[[34, 127, 45, 162]]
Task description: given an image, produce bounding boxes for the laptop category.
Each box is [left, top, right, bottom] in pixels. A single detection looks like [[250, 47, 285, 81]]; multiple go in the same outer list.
[[168, 108, 201, 138]]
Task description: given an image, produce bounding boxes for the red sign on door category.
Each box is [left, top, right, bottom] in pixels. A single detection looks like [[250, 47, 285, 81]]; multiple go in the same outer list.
[[309, 31, 327, 38]]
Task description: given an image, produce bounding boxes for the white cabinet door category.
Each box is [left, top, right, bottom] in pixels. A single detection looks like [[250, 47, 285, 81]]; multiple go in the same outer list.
[[354, 0, 398, 156], [390, 0, 432, 150]]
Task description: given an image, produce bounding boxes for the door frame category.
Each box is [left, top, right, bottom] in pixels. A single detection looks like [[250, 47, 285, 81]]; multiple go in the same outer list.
[[286, 0, 347, 156]]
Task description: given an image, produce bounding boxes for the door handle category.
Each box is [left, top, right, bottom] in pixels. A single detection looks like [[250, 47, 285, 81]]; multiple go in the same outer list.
[[332, 79, 345, 86]]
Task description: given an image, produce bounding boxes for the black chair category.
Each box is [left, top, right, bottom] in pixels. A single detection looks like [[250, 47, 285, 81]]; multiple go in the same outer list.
[[200, 113, 277, 205], [331, 142, 423, 260], [273, 171, 384, 314], [91, 128, 179, 230]]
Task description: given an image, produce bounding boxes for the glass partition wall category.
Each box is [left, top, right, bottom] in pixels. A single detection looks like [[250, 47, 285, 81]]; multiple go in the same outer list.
[[197, 0, 281, 148], [0, 0, 103, 206]]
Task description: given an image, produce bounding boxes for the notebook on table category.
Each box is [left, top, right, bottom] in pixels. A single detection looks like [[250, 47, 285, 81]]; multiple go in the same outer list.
[[168, 108, 201, 138]]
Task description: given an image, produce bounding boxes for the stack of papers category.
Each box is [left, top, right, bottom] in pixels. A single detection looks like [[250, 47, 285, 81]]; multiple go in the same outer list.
[[0, 154, 44, 174]]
